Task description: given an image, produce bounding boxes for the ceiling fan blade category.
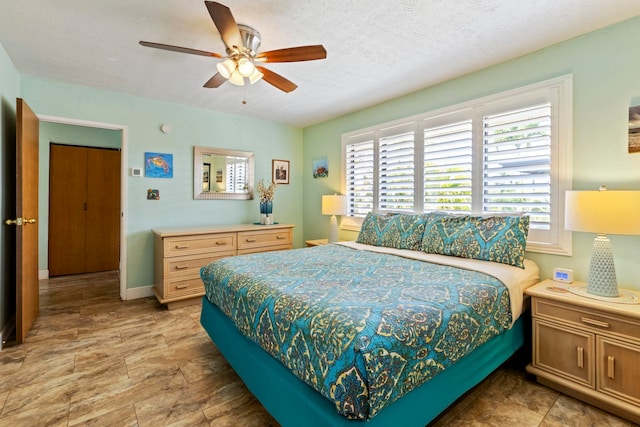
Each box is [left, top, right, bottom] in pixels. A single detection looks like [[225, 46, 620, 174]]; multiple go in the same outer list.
[[256, 66, 297, 93], [256, 45, 327, 63], [205, 1, 243, 50], [139, 41, 223, 58], [203, 73, 227, 88]]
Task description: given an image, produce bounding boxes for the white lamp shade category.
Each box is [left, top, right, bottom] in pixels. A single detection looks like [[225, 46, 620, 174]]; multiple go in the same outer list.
[[228, 70, 245, 86], [216, 58, 236, 79], [322, 195, 347, 216], [565, 190, 640, 236], [237, 57, 256, 77], [248, 67, 263, 84]]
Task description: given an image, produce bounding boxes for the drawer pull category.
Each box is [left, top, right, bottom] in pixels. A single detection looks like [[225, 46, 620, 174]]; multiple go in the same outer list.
[[215, 241, 227, 246], [174, 265, 189, 270], [607, 356, 615, 379], [175, 284, 189, 289], [245, 238, 257, 242], [277, 235, 286, 239], [577, 346, 584, 368], [175, 244, 189, 249], [580, 317, 610, 328]]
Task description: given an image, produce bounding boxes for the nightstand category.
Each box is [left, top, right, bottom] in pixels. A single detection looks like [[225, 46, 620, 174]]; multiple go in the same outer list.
[[305, 238, 329, 247], [525, 279, 640, 424]]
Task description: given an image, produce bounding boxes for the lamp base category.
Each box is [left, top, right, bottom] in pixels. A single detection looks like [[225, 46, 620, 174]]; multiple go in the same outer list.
[[586, 234, 619, 297], [328, 215, 338, 243]]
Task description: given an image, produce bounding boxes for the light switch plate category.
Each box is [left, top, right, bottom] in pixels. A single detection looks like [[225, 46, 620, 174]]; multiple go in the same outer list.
[[552, 267, 574, 283], [131, 167, 142, 177]]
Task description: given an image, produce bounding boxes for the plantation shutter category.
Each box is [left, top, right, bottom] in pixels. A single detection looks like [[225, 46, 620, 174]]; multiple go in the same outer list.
[[482, 103, 552, 229], [378, 124, 415, 211], [345, 135, 375, 217], [226, 156, 247, 193], [423, 119, 473, 212]]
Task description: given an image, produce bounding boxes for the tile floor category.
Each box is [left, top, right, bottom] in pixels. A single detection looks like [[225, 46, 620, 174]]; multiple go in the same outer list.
[[0, 271, 635, 426]]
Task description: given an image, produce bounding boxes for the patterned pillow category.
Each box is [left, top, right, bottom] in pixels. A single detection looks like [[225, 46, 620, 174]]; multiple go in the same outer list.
[[420, 214, 530, 268], [356, 212, 427, 251]]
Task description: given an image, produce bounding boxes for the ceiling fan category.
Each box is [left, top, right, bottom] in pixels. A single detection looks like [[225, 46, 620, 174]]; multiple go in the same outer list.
[[139, 1, 327, 93]]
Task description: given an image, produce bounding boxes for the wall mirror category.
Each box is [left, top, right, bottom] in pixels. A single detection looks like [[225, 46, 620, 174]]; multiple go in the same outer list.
[[193, 146, 254, 200]]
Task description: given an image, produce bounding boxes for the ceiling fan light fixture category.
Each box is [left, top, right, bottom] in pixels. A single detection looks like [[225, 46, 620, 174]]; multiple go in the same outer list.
[[228, 70, 245, 86], [216, 58, 236, 79], [237, 57, 256, 77], [248, 67, 263, 84]]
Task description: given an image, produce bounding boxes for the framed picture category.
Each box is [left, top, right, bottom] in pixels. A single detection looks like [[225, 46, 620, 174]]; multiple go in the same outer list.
[[629, 105, 640, 153], [313, 157, 328, 178], [145, 152, 173, 178], [272, 159, 290, 184]]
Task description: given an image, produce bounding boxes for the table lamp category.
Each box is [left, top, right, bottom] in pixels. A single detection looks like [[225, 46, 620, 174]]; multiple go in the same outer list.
[[564, 187, 640, 297], [322, 194, 347, 243]]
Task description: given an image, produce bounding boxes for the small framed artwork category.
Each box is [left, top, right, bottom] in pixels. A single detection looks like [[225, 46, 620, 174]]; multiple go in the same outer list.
[[147, 189, 160, 200], [629, 105, 640, 153], [145, 152, 173, 178], [313, 157, 328, 178], [272, 159, 290, 184]]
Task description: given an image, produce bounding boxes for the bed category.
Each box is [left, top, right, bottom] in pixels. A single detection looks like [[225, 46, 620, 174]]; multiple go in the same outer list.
[[200, 212, 539, 426]]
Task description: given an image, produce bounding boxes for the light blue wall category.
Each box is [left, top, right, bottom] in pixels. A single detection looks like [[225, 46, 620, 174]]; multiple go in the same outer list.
[[302, 16, 640, 290], [0, 42, 21, 335], [20, 77, 304, 289]]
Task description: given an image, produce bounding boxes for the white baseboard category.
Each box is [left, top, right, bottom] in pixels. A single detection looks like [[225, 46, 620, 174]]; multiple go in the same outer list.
[[0, 317, 16, 351], [39, 270, 49, 280], [126, 285, 155, 300]]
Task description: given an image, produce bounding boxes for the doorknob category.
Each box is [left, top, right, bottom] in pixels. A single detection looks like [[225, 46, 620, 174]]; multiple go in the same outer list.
[[4, 217, 37, 226]]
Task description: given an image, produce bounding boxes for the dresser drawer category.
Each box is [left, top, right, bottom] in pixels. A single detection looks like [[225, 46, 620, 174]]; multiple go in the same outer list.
[[533, 298, 640, 341], [237, 228, 292, 251], [164, 252, 233, 278], [164, 233, 236, 257], [163, 277, 205, 299]]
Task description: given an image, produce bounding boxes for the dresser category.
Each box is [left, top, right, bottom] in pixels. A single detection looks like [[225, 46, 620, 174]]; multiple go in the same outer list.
[[153, 224, 295, 309], [525, 279, 640, 424]]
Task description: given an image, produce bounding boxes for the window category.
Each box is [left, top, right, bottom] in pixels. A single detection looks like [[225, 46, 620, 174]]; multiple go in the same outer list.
[[342, 75, 572, 255], [226, 156, 247, 193]]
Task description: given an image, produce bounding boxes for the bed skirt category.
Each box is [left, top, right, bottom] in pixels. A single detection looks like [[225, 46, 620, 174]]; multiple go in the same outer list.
[[200, 296, 528, 427]]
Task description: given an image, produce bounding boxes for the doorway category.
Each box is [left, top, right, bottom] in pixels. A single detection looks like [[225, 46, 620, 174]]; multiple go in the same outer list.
[[48, 144, 121, 276], [38, 115, 128, 299]]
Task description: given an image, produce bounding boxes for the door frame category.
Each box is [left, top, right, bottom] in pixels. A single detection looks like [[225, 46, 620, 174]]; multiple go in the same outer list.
[[39, 114, 128, 300]]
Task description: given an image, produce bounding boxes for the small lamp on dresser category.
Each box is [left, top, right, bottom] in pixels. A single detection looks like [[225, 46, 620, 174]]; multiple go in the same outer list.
[[564, 186, 640, 297], [322, 194, 347, 243]]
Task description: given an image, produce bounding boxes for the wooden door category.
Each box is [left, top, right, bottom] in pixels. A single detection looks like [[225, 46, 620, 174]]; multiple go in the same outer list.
[[48, 144, 87, 275], [85, 147, 121, 272], [15, 98, 39, 344], [48, 144, 120, 276]]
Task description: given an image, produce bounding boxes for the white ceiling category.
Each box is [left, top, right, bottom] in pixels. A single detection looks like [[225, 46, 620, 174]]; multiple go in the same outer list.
[[1, 1, 639, 127]]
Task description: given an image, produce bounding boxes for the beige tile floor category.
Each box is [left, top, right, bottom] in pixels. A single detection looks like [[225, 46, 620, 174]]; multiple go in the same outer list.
[[0, 271, 635, 427]]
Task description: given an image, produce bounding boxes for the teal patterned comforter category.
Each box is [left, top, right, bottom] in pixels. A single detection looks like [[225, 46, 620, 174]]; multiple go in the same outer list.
[[201, 244, 512, 420]]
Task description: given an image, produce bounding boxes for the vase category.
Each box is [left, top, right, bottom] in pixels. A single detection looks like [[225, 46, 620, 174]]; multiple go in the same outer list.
[[260, 201, 273, 224]]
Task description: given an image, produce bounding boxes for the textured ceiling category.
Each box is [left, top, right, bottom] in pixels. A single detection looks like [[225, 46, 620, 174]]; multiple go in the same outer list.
[[1, 1, 640, 127]]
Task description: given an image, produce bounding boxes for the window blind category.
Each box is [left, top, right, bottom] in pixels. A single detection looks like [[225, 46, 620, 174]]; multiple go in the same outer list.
[[345, 139, 374, 216], [379, 129, 415, 211], [482, 103, 552, 229], [423, 120, 473, 212]]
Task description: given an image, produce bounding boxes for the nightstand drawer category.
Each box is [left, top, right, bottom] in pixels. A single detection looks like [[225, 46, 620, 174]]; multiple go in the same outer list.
[[533, 319, 595, 387], [533, 298, 640, 341]]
